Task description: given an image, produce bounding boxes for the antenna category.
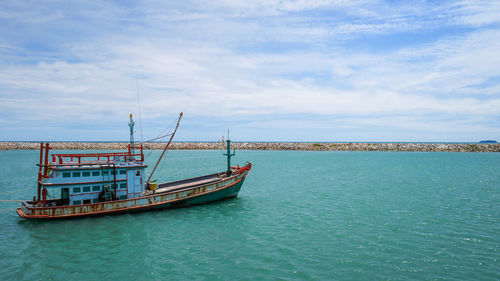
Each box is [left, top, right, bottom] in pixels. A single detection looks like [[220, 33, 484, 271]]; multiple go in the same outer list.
[[136, 79, 143, 143]]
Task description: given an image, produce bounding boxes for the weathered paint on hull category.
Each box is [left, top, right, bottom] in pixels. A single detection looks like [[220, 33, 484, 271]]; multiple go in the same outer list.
[[17, 166, 250, 220], [144, 178, 244, 211]]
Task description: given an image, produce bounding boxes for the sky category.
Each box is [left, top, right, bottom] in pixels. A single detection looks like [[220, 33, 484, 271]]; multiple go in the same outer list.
[[1, 0, 500, 142]]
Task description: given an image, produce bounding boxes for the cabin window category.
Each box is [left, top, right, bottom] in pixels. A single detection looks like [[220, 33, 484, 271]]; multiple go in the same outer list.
[[136, 171, 141, 177], [82, 171, 90, 177], [111, 171, 116, 175], [83, 199, 91, 204], [92, 185, 100, 192], [120, 195, 127, 200], [92, 199, 99, 203], [73, 200, 81, 205], [111, 183, 117, 189], [62, 172, 71, 178], [92, 171, 100, 176], [73, 187, 81, 193], [102, 171, 109, 176], [72, 172, 81, 177], [119, 170, 126, 175], [120, 183, 127, 189], [82, 186, 91, 192]]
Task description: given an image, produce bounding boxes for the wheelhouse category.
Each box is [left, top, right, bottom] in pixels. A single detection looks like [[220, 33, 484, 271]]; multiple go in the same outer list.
[[37, 143, 147, 207]]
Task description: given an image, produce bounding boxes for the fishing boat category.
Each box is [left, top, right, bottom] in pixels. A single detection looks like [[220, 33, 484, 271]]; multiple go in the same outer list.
[[16, 113, 251, 219]]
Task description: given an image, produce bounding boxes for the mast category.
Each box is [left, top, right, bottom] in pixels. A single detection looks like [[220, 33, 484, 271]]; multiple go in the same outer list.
[[223, 131, 235, 176], [129, 113, 135, 154], [147, 112, 183, 183]]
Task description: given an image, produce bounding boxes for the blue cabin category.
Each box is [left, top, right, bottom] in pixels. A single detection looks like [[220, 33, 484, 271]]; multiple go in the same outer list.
[[40, 147, 147, 206]]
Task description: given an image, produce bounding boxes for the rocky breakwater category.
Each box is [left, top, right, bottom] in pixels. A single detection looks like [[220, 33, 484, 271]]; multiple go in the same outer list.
[[232, 142, 500, 152], [1, 142, 500, 152]]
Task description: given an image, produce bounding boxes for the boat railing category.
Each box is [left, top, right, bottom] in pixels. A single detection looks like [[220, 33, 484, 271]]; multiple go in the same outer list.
[[51, 152, 144, 165], [51, 144, 144, 164]]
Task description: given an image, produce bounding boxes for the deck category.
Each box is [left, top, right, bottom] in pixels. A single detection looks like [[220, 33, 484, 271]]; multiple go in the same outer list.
[[144, 172, 226, 195]]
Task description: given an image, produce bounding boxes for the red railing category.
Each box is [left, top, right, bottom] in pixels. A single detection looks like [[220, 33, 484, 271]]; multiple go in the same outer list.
[[50, 144, 144, 164]]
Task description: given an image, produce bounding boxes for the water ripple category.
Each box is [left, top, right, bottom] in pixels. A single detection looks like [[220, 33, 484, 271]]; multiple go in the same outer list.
[[1, 150, 499, 280]]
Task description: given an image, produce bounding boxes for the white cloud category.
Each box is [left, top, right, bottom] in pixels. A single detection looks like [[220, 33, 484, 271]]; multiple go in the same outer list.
[[1, 0, 499, 141], [452, 0, 500, 26]]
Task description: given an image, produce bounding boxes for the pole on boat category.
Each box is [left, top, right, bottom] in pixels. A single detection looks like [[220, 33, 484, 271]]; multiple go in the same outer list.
[[43, 143, 50, 178], [223, 131, 235, 176], [37, 142, 44, 202], [112, 163, 117, 199], [129, 113, 135, 154], [147, 112, 183, 184]]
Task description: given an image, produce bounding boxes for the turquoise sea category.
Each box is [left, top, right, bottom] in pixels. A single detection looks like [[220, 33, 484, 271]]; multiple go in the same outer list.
[[0, 150, 499, 280]]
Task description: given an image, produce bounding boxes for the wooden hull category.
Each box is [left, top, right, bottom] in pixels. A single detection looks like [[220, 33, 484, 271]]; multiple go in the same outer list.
[[17, 165, 251, 220]]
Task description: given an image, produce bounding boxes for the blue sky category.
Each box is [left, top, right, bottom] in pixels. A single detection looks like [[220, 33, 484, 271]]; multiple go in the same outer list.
[[1, 0, 500, 142]]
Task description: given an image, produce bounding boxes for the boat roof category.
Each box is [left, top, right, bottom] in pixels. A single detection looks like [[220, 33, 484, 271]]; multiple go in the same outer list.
[[50, 145, 144, 167]]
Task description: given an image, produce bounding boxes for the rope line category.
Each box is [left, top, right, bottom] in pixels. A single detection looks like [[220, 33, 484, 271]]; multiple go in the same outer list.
[[140, 133, 173, 144], [138, 118, 177, 146], [159, 119, 177, 138], [0, 208, 18, 212], [0, 186, 31, 195]]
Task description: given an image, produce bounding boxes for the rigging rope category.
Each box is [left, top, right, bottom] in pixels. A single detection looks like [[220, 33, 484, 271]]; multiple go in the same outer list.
[[0, 199, 20, 212], [141, 116, 179, 161], [145, 149, 155, 159], [136, 80, 143, 143], [137, 118, 177, 146], [140, 133, 173, 144], [147, 113, 182, 183], [147, 118, 177, 143], [155, 149, 169, 179]]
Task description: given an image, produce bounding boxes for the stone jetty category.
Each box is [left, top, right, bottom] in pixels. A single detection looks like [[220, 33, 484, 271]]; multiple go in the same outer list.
[[1, 142, 499, 152]]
